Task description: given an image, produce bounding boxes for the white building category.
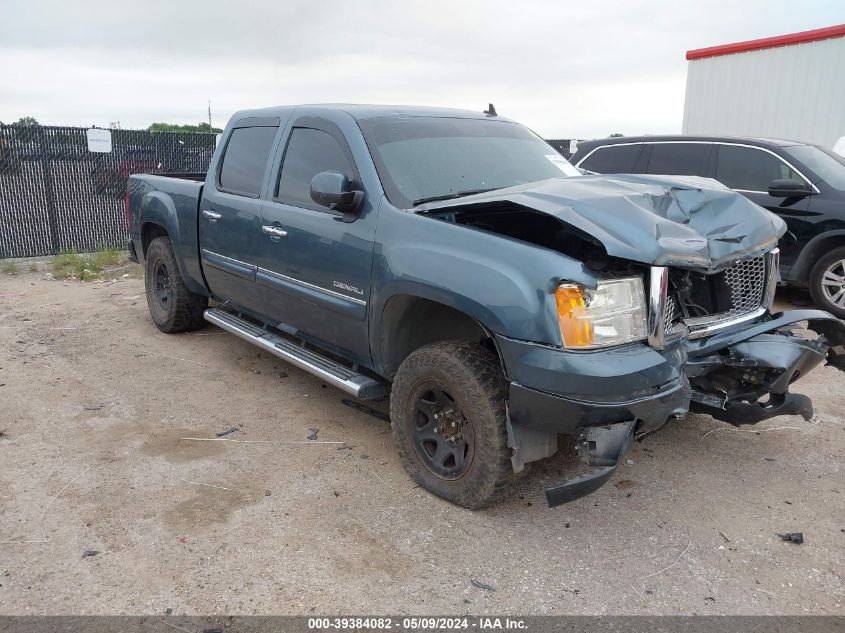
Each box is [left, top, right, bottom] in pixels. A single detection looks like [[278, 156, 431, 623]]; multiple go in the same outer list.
[[683, 24, 845, 151]]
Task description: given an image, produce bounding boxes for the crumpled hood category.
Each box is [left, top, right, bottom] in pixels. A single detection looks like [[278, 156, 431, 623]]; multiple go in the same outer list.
[[414, 174, 786, 272]]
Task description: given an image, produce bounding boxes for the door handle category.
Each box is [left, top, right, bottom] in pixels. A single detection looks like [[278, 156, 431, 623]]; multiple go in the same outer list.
[[202, 209, 222, 222], [262, 225, 288, 238]]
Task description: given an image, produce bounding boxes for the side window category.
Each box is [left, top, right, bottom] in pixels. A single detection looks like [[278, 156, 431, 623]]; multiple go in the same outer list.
[[276, 127, 355, 210], [715, 144, 809, 191], [218, 126, 278, 197], [646, 143, 711, 176], [579, 144, 643, 173]]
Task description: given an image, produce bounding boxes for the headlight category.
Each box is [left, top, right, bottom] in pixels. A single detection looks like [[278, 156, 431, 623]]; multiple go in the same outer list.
[[555, 276, 647, 349]]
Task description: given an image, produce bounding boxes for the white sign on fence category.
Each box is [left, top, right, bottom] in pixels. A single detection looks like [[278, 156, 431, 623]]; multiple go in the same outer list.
[[86, 128, 112, 153]]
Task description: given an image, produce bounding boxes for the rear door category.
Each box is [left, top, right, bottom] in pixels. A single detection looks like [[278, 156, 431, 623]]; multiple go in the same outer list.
[[199, 119, 279, 312], [712, 143, 813, 270], [256, 116, 377, 365]]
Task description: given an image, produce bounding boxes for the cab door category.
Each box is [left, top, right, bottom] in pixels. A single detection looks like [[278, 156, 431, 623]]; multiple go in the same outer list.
[[254, 116, 377, 366], [199, 120, 280, 312]]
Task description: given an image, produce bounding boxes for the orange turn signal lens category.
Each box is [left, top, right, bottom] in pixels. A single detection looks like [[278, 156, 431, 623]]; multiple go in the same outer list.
[[555, 284, 593, 348]]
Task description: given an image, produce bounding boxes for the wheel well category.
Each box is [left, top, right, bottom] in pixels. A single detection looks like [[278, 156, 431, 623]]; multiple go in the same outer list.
[[380, 296, 498, 379], [141, 222, 169, 256], [793, 233, 845, 282]]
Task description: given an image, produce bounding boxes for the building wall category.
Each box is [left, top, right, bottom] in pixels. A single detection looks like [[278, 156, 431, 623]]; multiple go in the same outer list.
[[682, 36, 845, 148]]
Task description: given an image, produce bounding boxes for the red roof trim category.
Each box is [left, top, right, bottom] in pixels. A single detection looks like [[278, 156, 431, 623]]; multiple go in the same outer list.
[[687, 23, 845, 60]]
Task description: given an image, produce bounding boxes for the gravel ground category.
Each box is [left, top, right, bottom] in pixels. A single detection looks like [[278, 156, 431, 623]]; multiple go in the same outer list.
[[0, 268, 843, 615]]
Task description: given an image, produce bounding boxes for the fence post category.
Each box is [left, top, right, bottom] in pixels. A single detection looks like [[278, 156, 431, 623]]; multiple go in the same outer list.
[[37, 126, 61, 255]]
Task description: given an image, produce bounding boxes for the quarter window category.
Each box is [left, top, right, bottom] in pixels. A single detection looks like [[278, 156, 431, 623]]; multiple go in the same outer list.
[[646, 143, 711, 176], [715, 145, 809, 191], [579, 144, 643, 173], [218, 126, 278, 197], [276, 128, 355, 209]]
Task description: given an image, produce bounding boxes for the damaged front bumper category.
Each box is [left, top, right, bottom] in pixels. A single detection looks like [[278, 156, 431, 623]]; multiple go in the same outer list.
[[499, 309, 845, 507]]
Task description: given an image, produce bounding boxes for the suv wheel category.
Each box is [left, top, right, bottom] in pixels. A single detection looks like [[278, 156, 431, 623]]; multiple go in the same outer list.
[[144, 236, 208, 332], [809, 246, 845, 319], [390, 341, 513, 509]]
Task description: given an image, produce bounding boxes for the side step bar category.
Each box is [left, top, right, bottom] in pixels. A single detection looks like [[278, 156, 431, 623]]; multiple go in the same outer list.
[[203, 308, 386, 401]]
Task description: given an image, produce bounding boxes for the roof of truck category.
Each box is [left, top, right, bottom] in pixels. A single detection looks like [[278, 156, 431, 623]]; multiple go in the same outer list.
[[231, 104, 513, 122]]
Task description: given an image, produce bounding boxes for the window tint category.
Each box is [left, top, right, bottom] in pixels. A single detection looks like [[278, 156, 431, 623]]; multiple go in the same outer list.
[[783, 145, 844, 191], [218, 126, 278, 196], [277, 128, 354, 209], [579, 144, 642, 173], [647, 143, 711, 176], [716, 145, 808, 191]]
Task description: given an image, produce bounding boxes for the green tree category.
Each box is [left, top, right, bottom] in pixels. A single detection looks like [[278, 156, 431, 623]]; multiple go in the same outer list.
[[148, 122, 222, 134], [608, 132, 624, 138], [15, 116, 40, 126]]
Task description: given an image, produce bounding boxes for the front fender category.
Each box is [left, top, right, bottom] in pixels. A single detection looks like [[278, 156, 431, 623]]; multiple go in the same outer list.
[[369, 206, 597, 355]]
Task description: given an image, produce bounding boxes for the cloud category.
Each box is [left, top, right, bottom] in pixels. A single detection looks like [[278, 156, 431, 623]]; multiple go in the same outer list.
[[1, 0, 841, 138]]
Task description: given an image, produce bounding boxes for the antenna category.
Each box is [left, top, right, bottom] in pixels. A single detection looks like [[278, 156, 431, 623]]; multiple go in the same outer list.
[[483, 103, 497, 116]]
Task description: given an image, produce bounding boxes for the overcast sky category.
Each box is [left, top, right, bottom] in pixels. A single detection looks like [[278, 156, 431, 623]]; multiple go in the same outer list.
[[1, 0, 841, 139]]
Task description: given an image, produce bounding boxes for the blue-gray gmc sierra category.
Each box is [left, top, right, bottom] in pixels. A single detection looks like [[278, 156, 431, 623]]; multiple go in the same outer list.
[[127, 104, 845, 509]]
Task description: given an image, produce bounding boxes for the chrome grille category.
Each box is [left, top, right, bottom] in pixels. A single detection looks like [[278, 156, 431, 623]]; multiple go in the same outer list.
[[664, 296, 677, 335], [722, 256, 766, 317]]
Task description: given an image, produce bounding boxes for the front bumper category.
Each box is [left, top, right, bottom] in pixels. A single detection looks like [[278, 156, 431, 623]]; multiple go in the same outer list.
[[498, 309, 845, 506]]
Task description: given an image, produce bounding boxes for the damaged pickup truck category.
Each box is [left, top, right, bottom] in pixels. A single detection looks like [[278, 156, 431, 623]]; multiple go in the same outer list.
[[126, 104, 845, 509]]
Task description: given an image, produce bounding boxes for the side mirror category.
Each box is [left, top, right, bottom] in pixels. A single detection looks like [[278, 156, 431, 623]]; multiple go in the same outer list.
[[310, 171, 364, 221], [768, 178, 815, 198]]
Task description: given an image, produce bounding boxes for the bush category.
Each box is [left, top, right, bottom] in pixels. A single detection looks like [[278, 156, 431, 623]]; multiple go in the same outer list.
[[51, 248, 127, 281]]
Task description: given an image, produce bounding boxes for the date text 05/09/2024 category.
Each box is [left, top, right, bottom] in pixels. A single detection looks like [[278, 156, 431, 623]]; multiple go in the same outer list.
[[307, 617, 528, 630]]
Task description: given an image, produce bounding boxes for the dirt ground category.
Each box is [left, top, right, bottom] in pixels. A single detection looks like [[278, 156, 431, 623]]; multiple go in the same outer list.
[[0, 267, 843, 615]]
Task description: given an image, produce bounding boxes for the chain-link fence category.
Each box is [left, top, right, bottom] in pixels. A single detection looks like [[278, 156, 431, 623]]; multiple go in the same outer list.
[[0, 126, 575, 260], [0, 125, 216, 259]]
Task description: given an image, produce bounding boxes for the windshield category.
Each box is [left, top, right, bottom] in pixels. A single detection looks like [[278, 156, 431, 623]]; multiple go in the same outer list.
[[358, 116, 579, 208], [784, 144, 845, 192]]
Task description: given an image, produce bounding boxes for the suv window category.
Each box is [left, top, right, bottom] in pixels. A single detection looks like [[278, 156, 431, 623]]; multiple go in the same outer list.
[[715, 144, 809, 191], [646, 143, 711, 176], [276, 127, 354, 209], [579, 144, 642, 173], [218, 126, 278, 197]]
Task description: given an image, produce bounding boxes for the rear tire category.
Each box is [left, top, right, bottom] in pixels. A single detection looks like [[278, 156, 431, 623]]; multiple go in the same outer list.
[[809, 245, 845, 319], [144, 236, 208, 332], [390, 341, 513, 509]]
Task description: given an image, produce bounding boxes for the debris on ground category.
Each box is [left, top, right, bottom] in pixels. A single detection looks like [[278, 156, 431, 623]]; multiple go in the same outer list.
[[778, 532, 804, 544], [82, 550, 99, 557], [360, 454, 369, 459], [215, 427, 239, 437], [278, 372, 288, 379], [719, 530, 732, 542], [614, 479, 636, 490], [471, 580, 496, 591], [307, 427, 319, 441], [341, 399, 390, 422]]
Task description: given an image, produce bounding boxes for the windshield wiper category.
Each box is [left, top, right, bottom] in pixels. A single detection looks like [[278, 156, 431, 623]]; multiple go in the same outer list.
[[411, 188, 499, 207]]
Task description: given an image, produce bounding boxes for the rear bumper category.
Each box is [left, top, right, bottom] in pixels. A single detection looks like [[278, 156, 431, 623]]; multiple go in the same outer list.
[[127, 239, 139, 263]]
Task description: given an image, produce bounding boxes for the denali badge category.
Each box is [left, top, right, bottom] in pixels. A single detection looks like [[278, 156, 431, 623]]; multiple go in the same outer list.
[[333, 281, 364, 295]]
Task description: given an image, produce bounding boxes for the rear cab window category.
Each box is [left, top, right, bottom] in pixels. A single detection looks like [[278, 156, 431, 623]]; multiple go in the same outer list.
[[646, 143, 712, 176], [217, 126, 279, 197], [578, 144, 644, 173]]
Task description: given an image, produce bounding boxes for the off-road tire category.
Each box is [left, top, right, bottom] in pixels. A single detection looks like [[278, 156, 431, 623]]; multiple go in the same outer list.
[[809, 245, 845, 319], [390, 341, 513, 509], [144, 236, 208, 333]]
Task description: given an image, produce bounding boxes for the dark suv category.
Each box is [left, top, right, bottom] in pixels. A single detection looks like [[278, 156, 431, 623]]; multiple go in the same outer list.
[[570, 136, 845, 317]]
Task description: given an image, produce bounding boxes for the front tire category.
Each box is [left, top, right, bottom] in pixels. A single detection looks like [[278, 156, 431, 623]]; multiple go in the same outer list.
[[144, 236, 208, 332], [390, 341, 513, 509], [809, 245, 845, 319]]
